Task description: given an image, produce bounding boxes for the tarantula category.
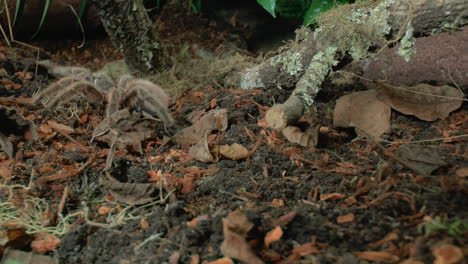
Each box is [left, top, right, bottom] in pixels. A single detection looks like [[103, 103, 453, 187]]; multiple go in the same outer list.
[[33, 60, 175, 127]]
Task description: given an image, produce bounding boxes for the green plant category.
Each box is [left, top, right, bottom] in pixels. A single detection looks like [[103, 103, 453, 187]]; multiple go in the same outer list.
[[418, 216, 468, 237], [177, 0, 202, 13], [257, 0, 349, 26], [12, 0, 89, 39]]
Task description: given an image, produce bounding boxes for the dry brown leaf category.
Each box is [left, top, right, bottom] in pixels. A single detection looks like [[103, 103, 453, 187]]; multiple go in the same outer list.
[[102, 173, 157, 205], [173, 109, 228, 145], [219, 143, 249, 160], [264, 226, 283, 248], [0, 132, 13, 158], [221, 211, 264, 264], [333, 90, 391, 139], [396, 144, 447, 175], [0, 106, 38, 157], [186, 109, 208, 124], [92, 108, 157, 153], [188, 134, 214, 162], [354, 251, 399, 263], [377, 83, 464, 121], [282, 124, 319, 147]]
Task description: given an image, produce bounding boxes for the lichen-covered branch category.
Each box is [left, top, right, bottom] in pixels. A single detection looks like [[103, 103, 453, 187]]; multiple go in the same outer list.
[[240, 0, 467, 130], [93, 0, 165, 75]]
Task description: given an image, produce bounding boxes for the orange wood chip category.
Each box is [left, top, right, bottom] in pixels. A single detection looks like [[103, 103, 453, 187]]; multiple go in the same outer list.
[[320, 193, 345, 201], [354, 251, 399, 263], [337, 213, 355, 223], [98, 206, 111, 215], [290, 243, 320, 259], [264, 226, 283, 248], [140, 218, 149, 230], [205, 257, 234, 264]]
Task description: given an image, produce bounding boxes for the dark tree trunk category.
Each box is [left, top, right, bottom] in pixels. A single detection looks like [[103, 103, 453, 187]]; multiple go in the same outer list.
[[93, 0, 165, 75]]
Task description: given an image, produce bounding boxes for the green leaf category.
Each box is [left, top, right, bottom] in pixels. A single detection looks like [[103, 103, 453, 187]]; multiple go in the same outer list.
[[303, 0, 348, 26], [257, 0, 276, 18], [31, 0, 52, 39], [78, 0, 88, 21], [13, 0, 26, 28]]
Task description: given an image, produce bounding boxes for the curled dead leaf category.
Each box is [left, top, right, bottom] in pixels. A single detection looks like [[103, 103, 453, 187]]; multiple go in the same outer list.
[[396, 144, 447, 175], [221, 211, 264, 264], [333, 90, 391, 139], [219, 143, 249, 160], [102, 173, 158, 205], [282, 124, 319, 147], [188, 134, 214, 162], [92, 108, 157, 153], [173, 109, 228, 145], [376, 83, 464, 121]]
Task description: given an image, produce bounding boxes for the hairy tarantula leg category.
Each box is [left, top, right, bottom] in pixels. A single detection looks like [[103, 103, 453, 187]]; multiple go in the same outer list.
[[44, 80, 102, 109], [38, 60, 91, 79], [105, 88, 122, 118], [118, 76, 175, 126], [135, 89, 175, 127], [140, 98, 175, 127], [32, 76, 76, 106]]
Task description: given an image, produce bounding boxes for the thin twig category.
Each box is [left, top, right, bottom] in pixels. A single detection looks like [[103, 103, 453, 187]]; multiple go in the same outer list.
[[3, 0, 41, 76], [355, 128, 427, 175], [0, 23, 10, 46], [38, 153, 97, 184], [57, 185, 70, 215], [384, 134, 468, 145], [55, 128, 90, 152], [338, 71, 468, 102]]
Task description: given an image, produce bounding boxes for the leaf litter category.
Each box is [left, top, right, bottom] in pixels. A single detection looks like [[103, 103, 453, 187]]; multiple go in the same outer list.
[[0, 26, 467, 264]]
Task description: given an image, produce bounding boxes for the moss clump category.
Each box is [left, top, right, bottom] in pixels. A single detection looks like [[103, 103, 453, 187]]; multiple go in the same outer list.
[[398, 24, 416, 62]]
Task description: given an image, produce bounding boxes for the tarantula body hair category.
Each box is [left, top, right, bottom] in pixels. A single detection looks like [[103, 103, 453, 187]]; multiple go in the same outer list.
[[33, 79, 105, 108], [119, 77, 175, 127], [39, 60, 91, 79], [105, 87, 121, 118], [34, 62, 176, 129]]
